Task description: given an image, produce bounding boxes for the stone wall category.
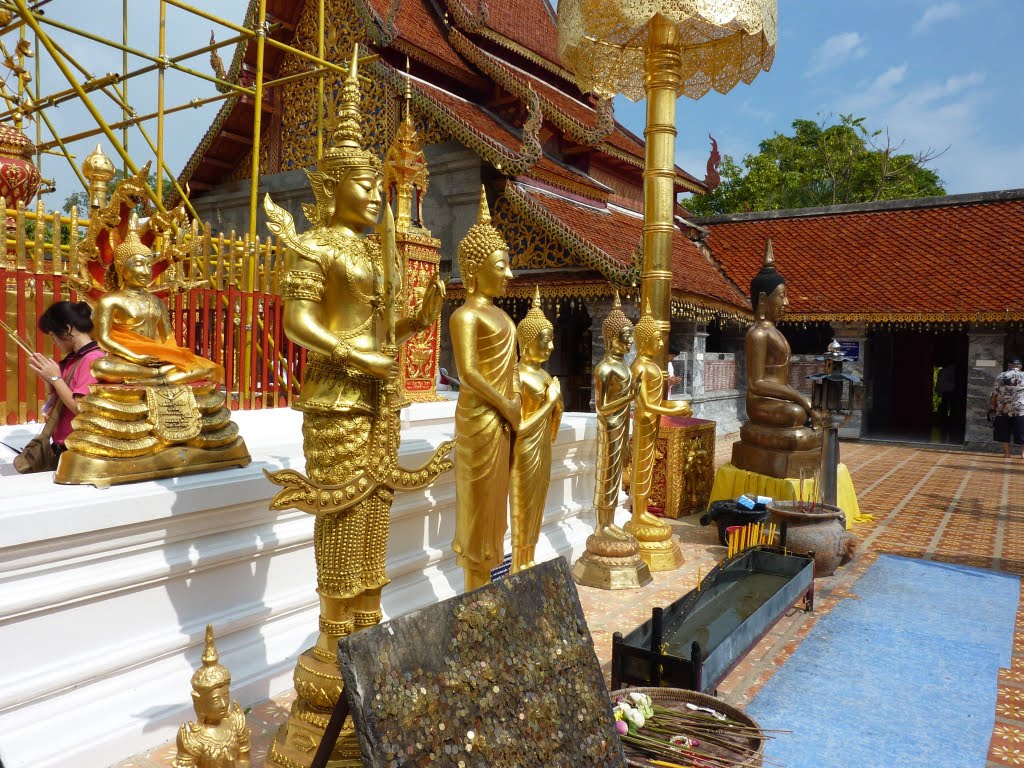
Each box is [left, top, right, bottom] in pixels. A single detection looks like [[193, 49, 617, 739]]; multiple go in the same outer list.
[[966, 328, 1006, 450]]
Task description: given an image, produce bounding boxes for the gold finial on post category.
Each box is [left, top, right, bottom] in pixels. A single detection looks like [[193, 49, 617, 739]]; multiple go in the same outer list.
[[82, 144, 116, 210]]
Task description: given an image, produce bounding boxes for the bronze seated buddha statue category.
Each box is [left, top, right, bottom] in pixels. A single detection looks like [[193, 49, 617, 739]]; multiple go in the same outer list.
[[731, 240, 821, 479]]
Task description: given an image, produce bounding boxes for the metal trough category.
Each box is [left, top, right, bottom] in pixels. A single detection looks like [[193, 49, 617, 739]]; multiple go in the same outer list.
[[611, 547, 814, 694]]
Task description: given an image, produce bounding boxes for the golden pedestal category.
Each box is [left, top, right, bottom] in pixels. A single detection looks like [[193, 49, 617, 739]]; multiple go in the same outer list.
[[572, 534, 652, 589], [267, 649, 362, 768], [622, 519, 684, 571], [709, 461, 863, 529], [647, 415, 716, 518], [55, 382, 251, 487]]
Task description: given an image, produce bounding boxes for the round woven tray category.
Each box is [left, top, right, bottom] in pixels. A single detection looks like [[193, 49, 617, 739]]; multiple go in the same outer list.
[[609, 687, 764, 768]]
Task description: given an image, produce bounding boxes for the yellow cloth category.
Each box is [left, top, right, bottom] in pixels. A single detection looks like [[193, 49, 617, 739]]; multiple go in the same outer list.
[[708, 462, 867, 530], [108, 328, 224, 383]]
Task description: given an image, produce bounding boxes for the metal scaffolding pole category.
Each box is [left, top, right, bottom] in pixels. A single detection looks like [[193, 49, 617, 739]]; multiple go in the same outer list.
[[156, 0, 165, 206]]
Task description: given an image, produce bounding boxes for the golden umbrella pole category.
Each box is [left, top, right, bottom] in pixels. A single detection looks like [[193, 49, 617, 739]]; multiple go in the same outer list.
[[641, 13, 681, 327]]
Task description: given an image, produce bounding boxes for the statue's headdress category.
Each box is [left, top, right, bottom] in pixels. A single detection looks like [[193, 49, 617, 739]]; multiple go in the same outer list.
[[190, 624, 231, 692], [457, 186, 509, 283], [517, 286, 553, 355], [319, 44, 382, 180], [602, 288, 633, 346], [106, 212, 153, 290], [749, 238, 786, 314], [633, 295, 668, 353]]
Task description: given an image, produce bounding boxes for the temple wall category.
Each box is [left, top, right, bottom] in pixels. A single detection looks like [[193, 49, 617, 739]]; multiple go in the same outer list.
[[966, 327, 1008, 450], [191, 168, 312, 240], [0, 405, 598, 768]]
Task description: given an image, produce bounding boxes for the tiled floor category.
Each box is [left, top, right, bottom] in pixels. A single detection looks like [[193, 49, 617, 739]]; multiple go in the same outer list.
[[112, 438, 1024, 767]]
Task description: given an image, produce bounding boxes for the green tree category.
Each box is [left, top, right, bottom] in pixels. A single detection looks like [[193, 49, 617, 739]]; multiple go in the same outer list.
[[688, 115, 945, 215], [61, 169, 173, 215]]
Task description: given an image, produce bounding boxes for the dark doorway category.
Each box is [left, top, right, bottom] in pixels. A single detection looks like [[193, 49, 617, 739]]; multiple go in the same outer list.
[[866, 329, 968, 444]]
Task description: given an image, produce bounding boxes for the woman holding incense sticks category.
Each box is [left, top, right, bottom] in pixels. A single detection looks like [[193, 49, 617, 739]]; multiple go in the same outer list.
[[28, 301, 105, 454]]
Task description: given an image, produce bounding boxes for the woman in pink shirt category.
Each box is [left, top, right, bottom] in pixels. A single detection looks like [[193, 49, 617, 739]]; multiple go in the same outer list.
[[28, 301, 106, 454]]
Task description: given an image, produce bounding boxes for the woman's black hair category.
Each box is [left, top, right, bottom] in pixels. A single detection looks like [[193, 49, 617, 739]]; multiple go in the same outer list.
[[39, 300, 93, 336]]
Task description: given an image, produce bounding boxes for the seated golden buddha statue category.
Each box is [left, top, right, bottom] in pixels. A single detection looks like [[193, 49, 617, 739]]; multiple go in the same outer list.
[[731, 239, 821, 479], [173, 624, 251, 768], [56, 207, 249, 487]]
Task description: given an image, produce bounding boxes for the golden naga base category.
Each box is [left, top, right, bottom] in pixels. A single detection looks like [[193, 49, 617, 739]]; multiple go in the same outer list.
[[267, 649, 362, 768], [623, 518, 685, 572], [573, 534, 652, 590], [55, 382, 251, 487]]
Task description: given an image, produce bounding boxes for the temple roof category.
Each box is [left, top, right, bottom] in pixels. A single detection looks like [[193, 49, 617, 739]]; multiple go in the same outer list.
[[502, 182, 749, 316], [695, 190, 1024, 324]]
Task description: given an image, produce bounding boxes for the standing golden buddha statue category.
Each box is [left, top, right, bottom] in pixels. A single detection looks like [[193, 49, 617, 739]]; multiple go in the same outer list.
[[625, 298, 689, 571], [172, 625, 251, 768], [572, 290, 651, 589], [262, 47, 448, 768], [509, 287, 563, 573], [450, 187, 520, 592]]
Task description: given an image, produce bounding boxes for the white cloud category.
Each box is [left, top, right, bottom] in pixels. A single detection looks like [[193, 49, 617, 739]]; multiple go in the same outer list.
[[913, 2, 962, 35], [838, 67, 1002, 192], [805, 32, 868, 77]]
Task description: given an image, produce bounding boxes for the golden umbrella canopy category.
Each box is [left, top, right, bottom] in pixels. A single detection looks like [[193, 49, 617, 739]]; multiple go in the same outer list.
[[558, 0, 778, 101]]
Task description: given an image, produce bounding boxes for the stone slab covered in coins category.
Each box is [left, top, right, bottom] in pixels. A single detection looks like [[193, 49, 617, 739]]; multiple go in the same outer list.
[[337, 557, 626, 767]]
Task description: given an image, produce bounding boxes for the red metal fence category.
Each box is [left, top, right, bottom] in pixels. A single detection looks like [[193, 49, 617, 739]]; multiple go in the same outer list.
[[1, 200, 299, 425]]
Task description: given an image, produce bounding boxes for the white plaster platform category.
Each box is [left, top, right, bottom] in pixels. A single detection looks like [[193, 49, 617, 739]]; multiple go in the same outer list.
[[0, 403, 598, 768]]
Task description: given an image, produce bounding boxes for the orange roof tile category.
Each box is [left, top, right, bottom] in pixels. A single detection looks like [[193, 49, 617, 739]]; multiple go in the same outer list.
[[508, 183, 748, 311], [697, 192, 1024, 320]]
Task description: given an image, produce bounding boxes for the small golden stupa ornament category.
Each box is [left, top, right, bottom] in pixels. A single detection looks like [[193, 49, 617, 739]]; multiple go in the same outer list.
[[172, 624, 252, 768], [82, 143, 116, 209]]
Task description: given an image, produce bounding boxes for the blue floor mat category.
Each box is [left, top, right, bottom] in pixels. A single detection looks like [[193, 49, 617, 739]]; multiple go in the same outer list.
[[746, 555, 1018, 768]]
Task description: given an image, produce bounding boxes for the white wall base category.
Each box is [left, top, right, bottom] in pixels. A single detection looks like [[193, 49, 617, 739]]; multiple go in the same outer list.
[[0, 405, 597, 768]]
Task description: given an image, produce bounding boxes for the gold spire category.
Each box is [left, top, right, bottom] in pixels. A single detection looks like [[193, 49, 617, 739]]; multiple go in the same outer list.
[[318, 44, 380, 177], [763, 237, 775, 269], [82, 144, 115, 210], [404, 56, 412, 126], [612, 287, 621, 309], [477, 185, 491, 226], [191, 624, 231, 691]]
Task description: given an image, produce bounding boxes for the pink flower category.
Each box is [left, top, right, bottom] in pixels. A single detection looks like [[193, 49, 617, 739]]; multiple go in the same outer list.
[[615, 719, 628, 736]]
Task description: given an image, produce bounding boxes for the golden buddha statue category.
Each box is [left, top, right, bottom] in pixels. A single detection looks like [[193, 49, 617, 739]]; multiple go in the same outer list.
[[509, 287, 562, 573], [572, 290, 651, 589], [172, 625, 251, 768], [56, 161, 249, 488], [261, 46, 448, 768], [731, 239, 821, 478], [450, 186, 520, 592], [624, 298, 688, 571]]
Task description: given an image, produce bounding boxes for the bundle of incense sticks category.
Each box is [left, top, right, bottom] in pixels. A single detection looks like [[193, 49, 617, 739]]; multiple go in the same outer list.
[[725, 521, 777, 558], [798, 467, 824, 513], [0, 318, 34, 356]]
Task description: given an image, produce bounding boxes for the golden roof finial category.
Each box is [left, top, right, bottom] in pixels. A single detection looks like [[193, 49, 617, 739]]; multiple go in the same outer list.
[[477, 185, 491, 226], [82, 144, 116, 210], [404, 56, 412, 126], [318, 44, 380, 176], [190, 624, 231, 691]]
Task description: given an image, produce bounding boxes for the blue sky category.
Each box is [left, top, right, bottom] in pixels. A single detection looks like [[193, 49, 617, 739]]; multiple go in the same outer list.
[[28, 0, 1024, 211], [612, 0, 1024, 196]]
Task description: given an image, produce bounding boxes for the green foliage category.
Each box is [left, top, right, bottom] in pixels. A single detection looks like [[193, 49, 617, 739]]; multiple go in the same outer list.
[[688, 115, 945, 216], [61, 169, 173, 216]]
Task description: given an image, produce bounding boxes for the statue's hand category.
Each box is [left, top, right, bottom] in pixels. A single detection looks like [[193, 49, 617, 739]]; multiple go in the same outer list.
[[130, 353, 163, 366], [416, 275, 446, 327], [503, 394, 522, 430], [351, 348, 399, 380], [546, 378, 561, 402]]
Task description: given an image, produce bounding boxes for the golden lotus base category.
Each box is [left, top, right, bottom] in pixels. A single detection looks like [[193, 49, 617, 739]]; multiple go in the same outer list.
[[267, 649, 362, 768], [53, 437, 251, 488], [572, 550, 652, 590], [635, 535, 684, 572]]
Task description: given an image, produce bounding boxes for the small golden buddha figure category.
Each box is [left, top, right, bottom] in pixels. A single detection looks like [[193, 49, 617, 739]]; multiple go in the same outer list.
[[450, 187, 520, 592], [173, 625, 251, 768], [572, 291, 651, 590], [625, 299, 689, 571], [509, 287, 562, 573], [731, 239, 821, 478], [262, 47, 446, 768], [91, 212, 221, 386], [56, 168, 248, 487]]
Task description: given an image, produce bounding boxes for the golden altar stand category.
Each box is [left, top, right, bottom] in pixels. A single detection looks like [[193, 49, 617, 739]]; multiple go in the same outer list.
[[640, 415, 716, 519]]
